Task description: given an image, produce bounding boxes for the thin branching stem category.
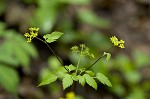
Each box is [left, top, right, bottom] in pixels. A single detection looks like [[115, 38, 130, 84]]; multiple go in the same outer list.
[[75, 45, 84, 74], [35, 37, 69, 73], [82, 46, 114, 74], [76, 55, 82, 74]]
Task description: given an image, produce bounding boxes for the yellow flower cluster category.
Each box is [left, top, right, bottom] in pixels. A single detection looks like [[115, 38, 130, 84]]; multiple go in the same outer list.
[[59, 92, 75, 99], [24, 27, 39, 42], [110, 36, 125, 48]]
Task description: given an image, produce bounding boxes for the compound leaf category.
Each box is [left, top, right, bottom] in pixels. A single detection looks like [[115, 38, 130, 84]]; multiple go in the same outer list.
[[62, 74, 73, 90], [43, 31, 63, 43], [83, 74, 97, 90], [96, 73, 112, 87]]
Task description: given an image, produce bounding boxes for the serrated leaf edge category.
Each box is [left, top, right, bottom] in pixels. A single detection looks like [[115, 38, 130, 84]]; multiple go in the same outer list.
[[62, 74, 73, 90], [43, 31, 64, 43], [38, 75, 58, 87], [78, 75, 85, 86], [83, 74, 97, 90], [96, 73, 112, 87]]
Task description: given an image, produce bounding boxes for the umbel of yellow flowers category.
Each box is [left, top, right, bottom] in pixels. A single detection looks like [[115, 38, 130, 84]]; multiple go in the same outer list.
[[110, 36, 125, 48], [24, 27, 39, 42], [24, 27, 125, 49]]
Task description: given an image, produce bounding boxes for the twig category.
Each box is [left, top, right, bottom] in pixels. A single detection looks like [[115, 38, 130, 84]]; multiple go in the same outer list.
[[35, 37, 69, 73], [81, 46, 113, 74]]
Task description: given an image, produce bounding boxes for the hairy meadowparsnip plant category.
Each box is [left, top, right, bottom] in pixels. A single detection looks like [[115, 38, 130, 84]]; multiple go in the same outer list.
[[24, 27, 125, 91]]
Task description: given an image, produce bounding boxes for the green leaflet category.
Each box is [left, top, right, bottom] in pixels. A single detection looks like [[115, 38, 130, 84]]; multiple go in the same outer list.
[[0, 43, 19, 66], [43, 31, 63, 43], [85, 70, 95, 77], [96, 73, 112, 87], [68, 64, 76, 72], [14, 43, 30, 68], [78, 75, 85, 86], [56, 66, 68, 76], [0, 64, 19, 94], [62, 74, 73, 90], [38, 73, 58, 87], [0, 31, 38, 68], [103, 52, 111, 61], [71, 73, 78, 81], [83, 74, 97, 90]]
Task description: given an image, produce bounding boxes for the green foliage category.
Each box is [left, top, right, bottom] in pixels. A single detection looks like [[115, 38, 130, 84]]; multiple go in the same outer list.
[[0, 64, 19, 94], [96, 73, 112, 87], [126, 88, 146, 99], [30, 0, 90, 33], [30, 0, 58, 33], [43, 31, 64, 43], [85, 70, 95, 77], [62, 74, 73, 89], [56, 66, 68, 76], [133, 50, 150, 67], [68, 64, 76, 72], [21, 0, 149, 98], [30, 0, 109, 34], [0, 30, 38, 68], [71, 44, 95, 58], [77, 10, 110, 28], [78, 75, 85, 86], [26, 28, 124, 90], [103, 52, 111, 61], [91, 51, 150, 99], [83, 74, 97, 90], [37, 32, 113, 90], [0, 22, 38, 94], [38, 73, 58, 87], [39, 64, 112, 90]]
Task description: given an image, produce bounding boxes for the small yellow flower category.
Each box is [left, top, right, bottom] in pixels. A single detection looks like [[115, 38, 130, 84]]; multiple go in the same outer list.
[[24, 27, 39, 42], [110, 36, 119, 46], [110, 36, 125, 49], [119, 40, 124, 43], [59, 92, 75, 99], [24, 33, 30, 37], [119, 43, 125, 48], [66, 92, 75, 99]]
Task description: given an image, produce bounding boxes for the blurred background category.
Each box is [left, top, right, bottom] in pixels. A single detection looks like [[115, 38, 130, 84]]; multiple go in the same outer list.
[[0, 0, 150, 99]]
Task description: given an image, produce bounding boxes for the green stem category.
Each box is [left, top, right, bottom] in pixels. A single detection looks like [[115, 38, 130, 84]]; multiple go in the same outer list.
[[35, 37, 69, 73], [75, 45, 84, 74], [76, 55, 82, 74], [81, 46, 114, 74]]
